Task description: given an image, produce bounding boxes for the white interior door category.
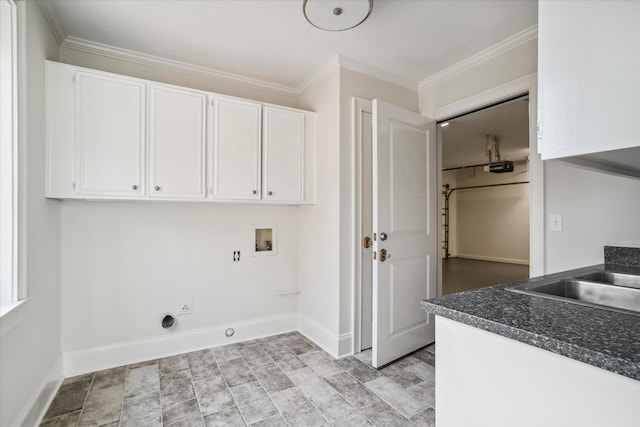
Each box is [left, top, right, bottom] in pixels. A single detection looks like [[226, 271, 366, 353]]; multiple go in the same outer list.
[[372, 99, 437, 368]]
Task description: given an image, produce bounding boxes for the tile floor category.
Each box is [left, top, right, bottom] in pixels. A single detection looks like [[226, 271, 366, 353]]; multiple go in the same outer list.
[[40, 332, 436, 426]]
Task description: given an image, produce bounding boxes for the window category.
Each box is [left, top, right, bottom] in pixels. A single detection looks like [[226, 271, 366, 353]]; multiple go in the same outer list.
[[0, 0, 18, 315]]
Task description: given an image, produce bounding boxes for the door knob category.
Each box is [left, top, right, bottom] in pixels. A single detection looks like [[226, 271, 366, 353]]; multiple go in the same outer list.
[[363, 236, 372, 249], [154, 186, 160, 191], [380, 232, 388, 241], [379, 249, 388, 262], [252, 190, 257, 194], [132, 185, 138, 190], [268, 191, 273, 196]]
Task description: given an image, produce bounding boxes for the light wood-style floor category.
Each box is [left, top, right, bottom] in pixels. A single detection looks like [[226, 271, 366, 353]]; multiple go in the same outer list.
[[442, 258, 529, 295]]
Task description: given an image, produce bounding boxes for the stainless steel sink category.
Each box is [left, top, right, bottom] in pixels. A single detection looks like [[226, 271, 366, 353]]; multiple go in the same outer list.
[[574, 271, 640, 289], [508, 270, 640, 316]]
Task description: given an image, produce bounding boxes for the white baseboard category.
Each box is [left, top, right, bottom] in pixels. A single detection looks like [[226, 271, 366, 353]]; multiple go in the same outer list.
[[338, 333, 353, 359], [456, 254, 529, 266], [14, 355, 63, 427], [63, 312, 298, 377], [297, 313, 339, 358]]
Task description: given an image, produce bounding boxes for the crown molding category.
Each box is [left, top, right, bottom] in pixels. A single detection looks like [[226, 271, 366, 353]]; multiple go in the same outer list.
[[60, 36, 300, 98], [296, 54, 341, 94], [37, 0, 66, 44], [337, 55, 418, 91], [296, 54, 419, 94], [419, 24, 538, 91]]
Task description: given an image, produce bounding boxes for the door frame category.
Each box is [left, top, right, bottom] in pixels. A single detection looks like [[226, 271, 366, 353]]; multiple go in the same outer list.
[[428, 73, 544, 297], [351, 74, 544, 354], [352, 97, 373, 355]]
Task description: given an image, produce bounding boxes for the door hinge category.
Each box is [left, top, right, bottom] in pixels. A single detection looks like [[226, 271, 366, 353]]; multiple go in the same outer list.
[[372, 251, 377, 260], [373, 233, 377, 241]]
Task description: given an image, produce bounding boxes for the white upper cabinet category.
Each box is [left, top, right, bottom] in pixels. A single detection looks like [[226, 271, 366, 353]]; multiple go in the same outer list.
[[262, 106, 305, 202], [538, 0, 640, 160], [45, 61, 315, 204], [212, 97, 262, 201], [149, 85, 206, 200], [76, 71, 146, 197]]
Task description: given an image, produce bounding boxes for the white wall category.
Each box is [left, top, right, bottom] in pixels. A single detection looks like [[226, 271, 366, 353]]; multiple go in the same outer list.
[[56, 48, 302, 374], [0, 2, 62, 426], [451, 161, 530, 265], [544, 162, 640, 273], [61, 202, 299, 352], [296, 69, 341, 355], [420, 39, 538, 115], [338, 68, 419, 355]]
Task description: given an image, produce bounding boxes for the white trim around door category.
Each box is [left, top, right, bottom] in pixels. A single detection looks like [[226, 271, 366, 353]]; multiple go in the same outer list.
[[352, 97, 373, 355]]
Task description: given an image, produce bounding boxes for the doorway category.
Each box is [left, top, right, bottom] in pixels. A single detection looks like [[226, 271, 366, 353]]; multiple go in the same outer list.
[[440, 96, 531, 294], [352, 75, 544, 358]]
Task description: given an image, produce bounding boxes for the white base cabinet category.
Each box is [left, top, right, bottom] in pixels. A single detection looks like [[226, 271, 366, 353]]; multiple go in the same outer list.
[[435, 316, 640, 427], [45, 61, 316, 204]]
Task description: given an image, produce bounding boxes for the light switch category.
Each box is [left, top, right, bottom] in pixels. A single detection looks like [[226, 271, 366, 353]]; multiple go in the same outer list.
[[549, 214, 563, 232]]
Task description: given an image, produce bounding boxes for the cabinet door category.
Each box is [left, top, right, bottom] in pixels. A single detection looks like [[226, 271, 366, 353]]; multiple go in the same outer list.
[[149, 85, 206, 200], [262, 107, 305, 202], [212, 97, 261, 200], [76, 72, 145, 197], [539, 0, 640, 159]]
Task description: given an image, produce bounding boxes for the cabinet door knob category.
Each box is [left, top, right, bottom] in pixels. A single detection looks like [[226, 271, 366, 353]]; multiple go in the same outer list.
[[268, 191, 273, 196], [132, 185, 138, 190], [154, 186, 160, 191], [252, 190, 257, 195]]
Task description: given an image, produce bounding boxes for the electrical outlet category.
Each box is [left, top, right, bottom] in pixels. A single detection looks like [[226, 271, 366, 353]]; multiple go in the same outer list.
[[177, 300, 192, 315], [549, 214, 563, 232]]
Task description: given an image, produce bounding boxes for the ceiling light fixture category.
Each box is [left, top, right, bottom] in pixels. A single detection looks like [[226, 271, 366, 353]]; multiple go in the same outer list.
[[441, 122, 450, 127], [303, 0, 373, 32]]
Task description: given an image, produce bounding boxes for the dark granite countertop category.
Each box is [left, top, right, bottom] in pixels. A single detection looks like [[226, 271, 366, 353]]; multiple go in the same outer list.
[[421, 263, 640, 381]]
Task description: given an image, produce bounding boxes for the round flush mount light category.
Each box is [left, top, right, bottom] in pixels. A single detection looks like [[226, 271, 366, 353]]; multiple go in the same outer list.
[[303, 0, 373, 32]]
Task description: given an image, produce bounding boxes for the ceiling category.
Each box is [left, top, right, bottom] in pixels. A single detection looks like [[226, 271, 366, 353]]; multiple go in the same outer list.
[[41, 0, 538, 92], [441, 97, 530, 169]]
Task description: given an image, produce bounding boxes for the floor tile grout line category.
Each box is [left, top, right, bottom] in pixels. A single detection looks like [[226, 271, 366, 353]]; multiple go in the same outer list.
[[185, 353, 206, 426], [217, 346, 253, 426], [339, 359, 419, 426], [275, 335, 335, 427], [244, 338, 296, 426], [117, 366, 130, 427], [74, 372, 96, 426]]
